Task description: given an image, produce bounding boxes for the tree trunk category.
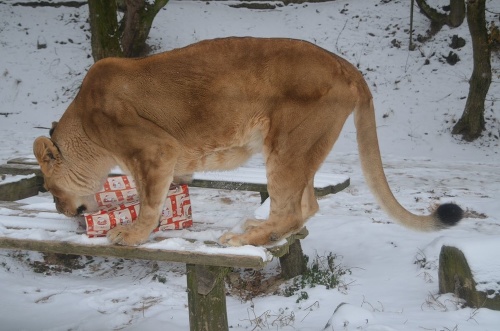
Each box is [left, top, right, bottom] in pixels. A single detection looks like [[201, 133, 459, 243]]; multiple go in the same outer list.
[[87, 0, 123, 61], [121, 0, 169, 57], [415, 0, 465, 28], [452, 0, 491, 141], [449, 0, 466, 27]]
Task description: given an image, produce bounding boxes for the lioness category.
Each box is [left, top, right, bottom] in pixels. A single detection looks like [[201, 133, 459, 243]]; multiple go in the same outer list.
[[33, 37, 463, 246]]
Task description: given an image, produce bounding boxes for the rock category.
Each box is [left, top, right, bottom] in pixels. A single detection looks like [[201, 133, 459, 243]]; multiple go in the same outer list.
[[443, 51, 459, 65], [450, 35, 466, 49], [37, 36, 47, 49]]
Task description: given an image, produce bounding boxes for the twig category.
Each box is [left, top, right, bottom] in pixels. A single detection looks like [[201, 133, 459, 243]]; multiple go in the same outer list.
[[300, 301, 320, 322], [335, 20, 348, 53]]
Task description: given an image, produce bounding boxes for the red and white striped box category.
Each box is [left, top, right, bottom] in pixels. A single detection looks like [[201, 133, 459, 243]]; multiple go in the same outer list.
[[84, 176, 193, 237]]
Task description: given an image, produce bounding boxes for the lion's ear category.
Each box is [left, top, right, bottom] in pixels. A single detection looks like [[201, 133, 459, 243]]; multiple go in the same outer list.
[[33, 136, 60, 176]]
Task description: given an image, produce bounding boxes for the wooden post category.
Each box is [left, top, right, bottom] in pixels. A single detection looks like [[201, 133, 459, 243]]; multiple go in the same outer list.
[[186, 264, 229, 331], [279, 240, 307, 279]]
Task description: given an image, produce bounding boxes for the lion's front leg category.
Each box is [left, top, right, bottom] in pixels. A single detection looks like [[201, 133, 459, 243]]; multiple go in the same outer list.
[[107, 140, 179, 246], [107, 174, 173, 245], [107, 200, 168, 246]]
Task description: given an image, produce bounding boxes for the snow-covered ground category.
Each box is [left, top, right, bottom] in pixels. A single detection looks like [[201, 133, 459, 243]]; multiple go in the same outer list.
[[0, 0, 499, 330]]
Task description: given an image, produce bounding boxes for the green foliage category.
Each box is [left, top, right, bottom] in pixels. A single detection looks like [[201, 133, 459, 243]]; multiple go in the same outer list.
[[282, 252, 350, 303]]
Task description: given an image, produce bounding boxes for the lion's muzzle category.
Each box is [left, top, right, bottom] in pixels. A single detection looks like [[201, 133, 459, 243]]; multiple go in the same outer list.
[[54, 196, 86, 217], [76, 205, 87, 215]]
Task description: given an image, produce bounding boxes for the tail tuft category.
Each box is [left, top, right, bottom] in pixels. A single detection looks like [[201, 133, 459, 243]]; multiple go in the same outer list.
[[435, 203, 463, 227]]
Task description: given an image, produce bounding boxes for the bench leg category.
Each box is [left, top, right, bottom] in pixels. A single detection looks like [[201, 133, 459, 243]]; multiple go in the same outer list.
[[279, 240, 307, 279], [186, 264, 229, 331]]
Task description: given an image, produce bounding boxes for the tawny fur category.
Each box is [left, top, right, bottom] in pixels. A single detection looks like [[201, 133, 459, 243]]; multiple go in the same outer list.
[[33, 37, 462, 247]]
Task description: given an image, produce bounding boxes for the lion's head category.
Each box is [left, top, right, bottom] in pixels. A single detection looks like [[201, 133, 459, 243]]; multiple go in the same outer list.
[[33, 136, 99, 217]]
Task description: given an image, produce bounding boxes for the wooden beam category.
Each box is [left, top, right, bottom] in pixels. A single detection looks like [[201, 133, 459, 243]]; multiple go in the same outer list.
[[0, 163, 41, 176], [0, 176, 44, 201], [189, 178, 268, 194], [0, 237, 268, 269]]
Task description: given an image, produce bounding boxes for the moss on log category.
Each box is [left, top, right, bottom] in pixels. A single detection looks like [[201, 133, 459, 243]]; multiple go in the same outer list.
[[439, 245, 500, 310]]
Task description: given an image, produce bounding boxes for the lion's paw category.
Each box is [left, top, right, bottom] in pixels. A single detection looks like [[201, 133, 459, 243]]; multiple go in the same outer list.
[[219, 232, 247, 247], [107, 225, 149, 246]]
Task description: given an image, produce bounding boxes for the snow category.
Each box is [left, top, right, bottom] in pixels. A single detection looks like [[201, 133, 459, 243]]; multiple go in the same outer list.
[[322, 303, 376, 330], [193, 167, 349, 188], [143, 238, 272, 261], [1, 0, 500, 330], [0, 173, 35, 185]]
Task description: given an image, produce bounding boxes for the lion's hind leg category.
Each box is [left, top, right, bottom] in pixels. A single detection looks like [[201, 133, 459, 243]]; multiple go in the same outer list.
[[220, 173, 306, 246], [301, 178, 319, 220], [220, 148, 313, 246], [225, 178, 317, 245]]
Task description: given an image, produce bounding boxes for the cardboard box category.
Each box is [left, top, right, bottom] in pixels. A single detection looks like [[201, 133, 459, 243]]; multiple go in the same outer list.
[[84, 176, 192, 237]]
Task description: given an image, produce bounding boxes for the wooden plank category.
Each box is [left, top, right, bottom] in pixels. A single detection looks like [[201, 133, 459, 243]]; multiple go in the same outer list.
[[191, 167, 350, 196], [189, 178, 267, 193], [0, 175, 44, 201], [188, 177, 350, 197], [314, 177, 350, 196], [0, 163, 41, 176], [0, 198, 275, 270], [6, 157, 38, 165], [0, 237, 268, 269], [0, 200, 306, 266]]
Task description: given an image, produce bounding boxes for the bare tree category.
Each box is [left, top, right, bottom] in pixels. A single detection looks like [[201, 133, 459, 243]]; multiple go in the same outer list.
[[88, 0, 169, 61], [415, 0, 493, 141], [452, 0, 491, 141]]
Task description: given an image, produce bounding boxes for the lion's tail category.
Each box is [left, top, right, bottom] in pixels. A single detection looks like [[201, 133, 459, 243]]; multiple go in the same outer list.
[[353, 98, 463, 231]]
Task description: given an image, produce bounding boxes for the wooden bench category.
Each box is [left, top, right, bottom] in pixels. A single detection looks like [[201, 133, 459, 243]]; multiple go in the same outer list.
[[0, 157, 350, 202], [0, 157, 350, 331]]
